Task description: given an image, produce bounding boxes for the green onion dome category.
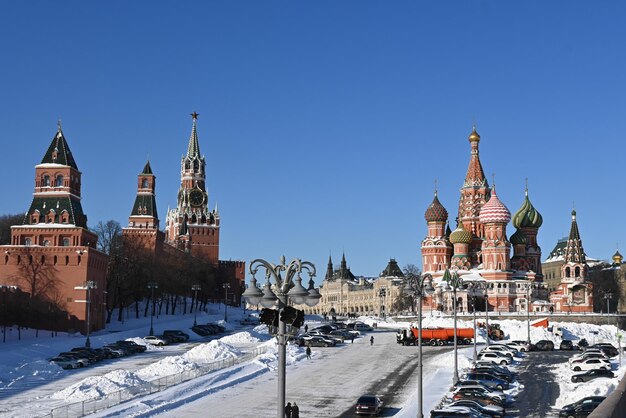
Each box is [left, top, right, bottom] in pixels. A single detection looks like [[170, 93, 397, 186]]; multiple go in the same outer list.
[[425, 193, 448, 223], [512, 191, 543, 229], [510, 229, 528, 245], [449, 223, 472, 244]]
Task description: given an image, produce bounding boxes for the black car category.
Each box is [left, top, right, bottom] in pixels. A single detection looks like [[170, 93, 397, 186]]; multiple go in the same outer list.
[[560, 340, 575, 350], [191, 325, 215, 336], [590, 343, 619, 358], [355, 394, 383, 416], [559, 396, 605, 417], [534, 340, 555, 351], [163, 330, 190, 342], [571, 369, 615, 383], [469, 367, 515, 383], [115, 340, 147, 353], [447, 399, 505, 417]]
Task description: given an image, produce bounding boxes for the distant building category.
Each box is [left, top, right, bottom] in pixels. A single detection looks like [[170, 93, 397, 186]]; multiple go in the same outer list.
[[300, 255, 405, 317], [0, 123, 108, 333]]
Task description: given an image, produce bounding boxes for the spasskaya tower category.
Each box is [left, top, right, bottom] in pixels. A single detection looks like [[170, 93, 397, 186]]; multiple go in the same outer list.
[[165, 112, 220, 262]]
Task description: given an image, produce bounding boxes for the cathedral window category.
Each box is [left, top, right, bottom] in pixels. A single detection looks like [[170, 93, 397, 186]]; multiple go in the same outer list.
[[43, 175, 50, 187], [55, 175, 64, 187], [24, 237, 32, 246], [565, 267, 571, 278], [43, 240, 50, 246], [575, 266, 581, 277]]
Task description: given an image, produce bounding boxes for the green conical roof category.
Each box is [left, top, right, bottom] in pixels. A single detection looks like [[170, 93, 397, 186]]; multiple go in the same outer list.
[[512, 190, 543, 229], [141, 161, 154, 175], [41, 125, 78, 169], [510, 229, 528, 245]]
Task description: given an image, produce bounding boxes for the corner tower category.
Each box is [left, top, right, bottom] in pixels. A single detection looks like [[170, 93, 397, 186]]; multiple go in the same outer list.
[[165, 113, 220, 263]]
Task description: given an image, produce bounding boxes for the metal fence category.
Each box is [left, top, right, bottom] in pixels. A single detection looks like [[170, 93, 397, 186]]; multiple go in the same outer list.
[[40, 345, 269, 418]]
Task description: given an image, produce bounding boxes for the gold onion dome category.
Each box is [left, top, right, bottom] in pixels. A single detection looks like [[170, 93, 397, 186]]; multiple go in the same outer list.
[[468, 126, 481, 142], [450, 224, 472, 244], [425, 193, 448, 223], [510, 229, 528, 245], [512, 191, 543, 229]]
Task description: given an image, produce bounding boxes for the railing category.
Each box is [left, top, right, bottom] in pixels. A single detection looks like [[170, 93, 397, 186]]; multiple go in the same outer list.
[[39, 345, 269, 418]]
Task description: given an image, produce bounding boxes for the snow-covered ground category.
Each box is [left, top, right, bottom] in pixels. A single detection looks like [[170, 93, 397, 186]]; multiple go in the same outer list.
[[0, 306, 624, 417]]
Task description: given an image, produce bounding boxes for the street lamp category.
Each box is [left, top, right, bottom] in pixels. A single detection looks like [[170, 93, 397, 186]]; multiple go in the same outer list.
[[147, 281, 158, 335], [241, 256, 321, 418], [84, 280, 97, 348], [192, 284, 201, 326], [466, 281, 484, 362], [443, 269, 463, 386], [604, 291, 613, 324], [523, 282, 533, 346], [223, 283, 231, 322], [378, 288, 387, 320], [404, 273, 434, 418]]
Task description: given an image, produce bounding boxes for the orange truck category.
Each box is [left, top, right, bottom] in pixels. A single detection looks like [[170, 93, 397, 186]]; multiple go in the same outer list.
[[396, 327, 474, 346]]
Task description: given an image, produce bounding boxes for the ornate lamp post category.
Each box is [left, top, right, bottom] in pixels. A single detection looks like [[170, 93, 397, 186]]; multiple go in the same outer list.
[[523, 282, 532, 345], [444, 269, 464, 386], [604, 291, 613, 324], [404, 273, 434, 418], [223, 283, 231, 322], [378, 288, 387, 320], [466, 281, 484, 362], [241, 256, 321, 418], [84, 280, 97, 348], [147, 281, 158, 336], [192, 284, 201, 326]]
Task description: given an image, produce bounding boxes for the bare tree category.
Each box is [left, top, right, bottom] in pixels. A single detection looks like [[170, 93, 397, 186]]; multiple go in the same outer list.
[[0, 213, 23, 245], [15, 248, 60, 300], [94, 220, 122, 255], [403, 264, 422, 277]]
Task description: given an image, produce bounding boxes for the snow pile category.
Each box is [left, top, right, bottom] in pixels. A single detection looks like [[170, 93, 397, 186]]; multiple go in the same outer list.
[[181, 340, 241, 363], [253, 338, 306, 370], [219, 331, 261, 345], [51, 369, 148, 401]]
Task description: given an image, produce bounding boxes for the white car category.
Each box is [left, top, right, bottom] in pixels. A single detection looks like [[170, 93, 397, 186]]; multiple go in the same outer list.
[[478, 351, 512, 365], [569, 352, 608, 364], [482, 345, 515, 357], [505, 342, 530, 352], [49, 356, 81, 369], [144, 335, 168, 346], [452, 384, 505, 403], [570, 358, 611, 372]]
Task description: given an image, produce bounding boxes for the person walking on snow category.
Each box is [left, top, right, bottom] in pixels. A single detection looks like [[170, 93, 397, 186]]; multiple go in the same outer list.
[[370, 335, 374, 345], [306, 345, 312, 359], [285, 402, 292, 418], [292, 402, 300, 418]]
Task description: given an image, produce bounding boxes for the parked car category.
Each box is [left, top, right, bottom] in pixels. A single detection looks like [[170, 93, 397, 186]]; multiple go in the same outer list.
[[298, 335, 336, 347], [570, 358, 611, 372], [463, 373, 510, 390], [569, 353, 609, 365], [571, 369, 615, 383], [560, 340, 575, 350], [558, 396, 605, 418], [430, 406, 484, 417], [239, 316, 259, 326], [481, 346, 515, 357], [477, 352, 512, 365], [447, 399, 505, 417], [191, 325, 215, 336], [348, 322, 373, 331], [57, 352, 92, 367], [470, 365, 516, 383], [144, 335, 169, 346], [589, 343, 619, 358], [533, 340, 555, 351], [354, 394, 384, 416], [102, 345, 126, 358], [115, 340, 147, 353], [163, 330, 190, 342], [49, 356, 81, 369], [452, 388, 504, 406], [505, 341, 530, 352]]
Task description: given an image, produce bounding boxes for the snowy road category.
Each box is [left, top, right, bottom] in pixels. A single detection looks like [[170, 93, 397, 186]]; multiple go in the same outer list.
[[91, 329, 455, 417]]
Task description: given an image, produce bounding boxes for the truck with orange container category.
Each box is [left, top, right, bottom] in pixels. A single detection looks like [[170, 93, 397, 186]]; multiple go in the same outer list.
[[396, 326, 474, 346]]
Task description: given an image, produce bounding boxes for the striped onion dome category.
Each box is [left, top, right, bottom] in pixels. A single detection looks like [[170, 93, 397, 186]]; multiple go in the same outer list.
[[425, 193, 448, 223], [510, 229, 528, 245], [479, 189, 511, 224], [450, 223, 473, 244], [512, 191, 543, 229]]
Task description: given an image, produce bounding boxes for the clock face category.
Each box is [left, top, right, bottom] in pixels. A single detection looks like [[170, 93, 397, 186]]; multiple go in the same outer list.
[[189, 190, 204, 207]]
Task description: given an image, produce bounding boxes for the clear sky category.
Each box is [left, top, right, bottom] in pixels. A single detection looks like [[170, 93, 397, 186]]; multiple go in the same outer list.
[[1, 1, 625, 281]]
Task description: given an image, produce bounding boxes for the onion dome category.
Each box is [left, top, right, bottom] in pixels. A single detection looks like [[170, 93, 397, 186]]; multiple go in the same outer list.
[[450, 223, 472, 244], [425, 192, 448, 223], [512, 190, 543, 229], [510, 229, 528, 245], [479, 189, 511, 224], [468, 126, 480, 142]]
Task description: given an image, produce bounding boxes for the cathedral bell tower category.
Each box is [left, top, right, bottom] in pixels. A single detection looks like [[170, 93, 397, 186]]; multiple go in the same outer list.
[[165, 113, 220, 263]]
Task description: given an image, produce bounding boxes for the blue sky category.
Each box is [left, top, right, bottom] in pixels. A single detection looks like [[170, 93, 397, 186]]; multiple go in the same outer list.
[[1, 2, 625, 280]]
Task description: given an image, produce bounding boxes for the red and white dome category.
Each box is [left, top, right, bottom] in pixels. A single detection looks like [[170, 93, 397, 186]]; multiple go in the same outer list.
[[479, 191, 511, 224]]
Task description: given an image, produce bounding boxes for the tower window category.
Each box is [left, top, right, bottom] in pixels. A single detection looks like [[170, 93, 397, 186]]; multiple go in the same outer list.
[[24, 237, 32, 246], [142, 179, 149, 188], [55, 175, 64, 187], [43, 240, 50, 246], [62, 237, 70, 246]]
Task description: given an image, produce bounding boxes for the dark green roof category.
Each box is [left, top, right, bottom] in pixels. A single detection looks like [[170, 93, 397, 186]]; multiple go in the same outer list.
[[141, 161, 154, 175], [41, 129, 78, 169], [381, 259, 404, 277], [24, 196, 87, 227], [130, 194, 158, 219]]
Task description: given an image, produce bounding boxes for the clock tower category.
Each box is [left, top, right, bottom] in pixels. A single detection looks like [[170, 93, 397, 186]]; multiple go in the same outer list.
[[165, 113, 220, 263]]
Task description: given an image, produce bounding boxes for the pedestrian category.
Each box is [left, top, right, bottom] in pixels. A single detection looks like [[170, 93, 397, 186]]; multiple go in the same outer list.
[[351, 336, 354, 343], [306, 345, 312, 359], [285, 402, 292, 418], [304, 324, 308, 333], [292, 402, 300, 418], [370, 335, 374, 346]]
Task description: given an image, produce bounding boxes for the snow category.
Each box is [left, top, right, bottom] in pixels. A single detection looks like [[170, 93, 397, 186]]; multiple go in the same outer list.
[[0, 305, 624, 417]]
